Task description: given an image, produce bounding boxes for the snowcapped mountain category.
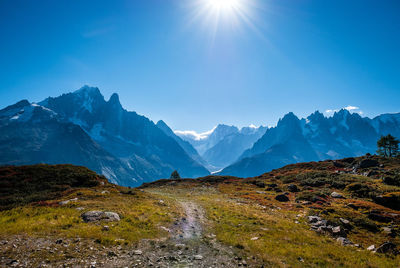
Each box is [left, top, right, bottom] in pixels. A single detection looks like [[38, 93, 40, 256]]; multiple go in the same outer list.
[[175, 124, 267, 171], [0, 99, 136, 186], [220, 110, 400, 177], [0, 86, 209, 186], [176, 124, 238, 155], [2, 87, 399, 182]]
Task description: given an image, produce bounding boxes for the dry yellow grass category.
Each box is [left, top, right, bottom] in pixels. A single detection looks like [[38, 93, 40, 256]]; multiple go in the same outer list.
[[0, 186, 180, 245]]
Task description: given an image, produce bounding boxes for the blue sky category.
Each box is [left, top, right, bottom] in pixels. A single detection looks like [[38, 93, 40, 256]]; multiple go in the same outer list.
[[0, 0, 399, 132]]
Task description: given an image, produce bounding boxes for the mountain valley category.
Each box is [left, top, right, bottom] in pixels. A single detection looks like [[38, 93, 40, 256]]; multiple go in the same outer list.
[[1, 155, 399, 267]]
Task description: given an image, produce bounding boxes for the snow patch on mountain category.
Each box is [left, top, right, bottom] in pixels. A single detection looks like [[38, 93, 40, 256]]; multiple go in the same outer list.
[[174, 127, 217, 141], [7, 103, 57, 122]]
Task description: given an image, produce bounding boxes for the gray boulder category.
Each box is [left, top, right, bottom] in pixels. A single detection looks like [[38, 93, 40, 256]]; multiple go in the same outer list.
[[382, 227, 396, 237], [81, 211, 120, 222], [313, 220, 328, 227], [331, 192, 344, 198], [332, 226, 346, 237], [336, 237, 352, 246], [308, 216, 321, 223], [339, 218, 350, 225]]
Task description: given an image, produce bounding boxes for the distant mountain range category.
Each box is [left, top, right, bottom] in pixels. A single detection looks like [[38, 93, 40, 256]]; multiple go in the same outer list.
[[219, 110, 400, 177], [175, 125, 267, 171], [1, 85, 399, 184], [0, 86, 209, 186]]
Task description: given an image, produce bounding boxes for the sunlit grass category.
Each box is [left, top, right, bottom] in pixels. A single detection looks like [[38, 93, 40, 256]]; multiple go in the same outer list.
[[0, 187, 179, 245], [197, 193, 400, 267]]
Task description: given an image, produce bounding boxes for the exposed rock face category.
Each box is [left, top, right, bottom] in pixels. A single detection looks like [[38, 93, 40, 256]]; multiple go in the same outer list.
[[308, 215, 349, 238], [81, 211, 120, 222], [0, 86, 210, 187]]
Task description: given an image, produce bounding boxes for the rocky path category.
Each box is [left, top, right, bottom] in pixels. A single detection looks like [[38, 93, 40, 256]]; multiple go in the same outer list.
[[174, 201, 203, 239], [1, 199, 256, 268], [132, 200, 250, 267]]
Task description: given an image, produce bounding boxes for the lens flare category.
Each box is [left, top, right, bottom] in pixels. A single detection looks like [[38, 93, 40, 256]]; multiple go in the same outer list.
[[205, 0, 241, 12]]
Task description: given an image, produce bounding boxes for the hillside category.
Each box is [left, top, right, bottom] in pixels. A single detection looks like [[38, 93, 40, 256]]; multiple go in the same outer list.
[[0, 164, 106, 211], [1, 156, 400, 267]]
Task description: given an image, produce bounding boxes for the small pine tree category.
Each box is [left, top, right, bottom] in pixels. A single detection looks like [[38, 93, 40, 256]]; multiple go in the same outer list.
[[377, 134, 399, 157], [170, 170, 181, 179]]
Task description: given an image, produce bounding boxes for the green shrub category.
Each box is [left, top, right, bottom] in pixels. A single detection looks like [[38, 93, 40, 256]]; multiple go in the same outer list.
[[374, 192, 400, 210], [345, 183, 375, 198], [352, 216, 379, 232], [295, 191, 327, 203]]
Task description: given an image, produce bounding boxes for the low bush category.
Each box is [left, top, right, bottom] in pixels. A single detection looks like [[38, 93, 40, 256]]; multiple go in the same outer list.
[[382, 175, 400, 186], [345, 183, 376, 199], [352, 216, 379, 232], [374, 192, 400, 210]]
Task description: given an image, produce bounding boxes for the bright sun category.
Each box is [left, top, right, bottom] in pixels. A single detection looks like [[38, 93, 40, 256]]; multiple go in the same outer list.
[[205, 0, 241, 11], [189, 0, 259, 36]]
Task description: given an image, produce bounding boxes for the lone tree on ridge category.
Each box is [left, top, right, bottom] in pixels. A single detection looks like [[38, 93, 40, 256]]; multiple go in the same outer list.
[[377, 134, 399, 157], [170, 170, 181, 179]]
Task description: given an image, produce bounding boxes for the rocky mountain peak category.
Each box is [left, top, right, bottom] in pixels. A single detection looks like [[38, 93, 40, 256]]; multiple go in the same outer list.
[[307, 110, 325, 122], [156, 120, 174, 135], [108, 93, 122, 110], [333, 109, 351, 118], [74, 85, 102, 97], [277, 112, 300, 127]]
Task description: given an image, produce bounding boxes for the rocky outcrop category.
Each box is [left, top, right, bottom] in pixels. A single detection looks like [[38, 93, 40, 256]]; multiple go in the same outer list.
[[81, 211, 120, 222], [330, 192, 344, 198], [308, 216, 349, 238]]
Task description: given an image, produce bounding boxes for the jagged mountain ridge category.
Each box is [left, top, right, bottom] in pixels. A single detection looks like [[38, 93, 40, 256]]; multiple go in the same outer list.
[[0, 100, 136, 185], [176, 124, 239, 155], [220, 109, 400, 177], [176, 124, 267, 171], [0, 86, 209, 186], [155, 120, 211, 170], [201, 125, 267, 170]]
